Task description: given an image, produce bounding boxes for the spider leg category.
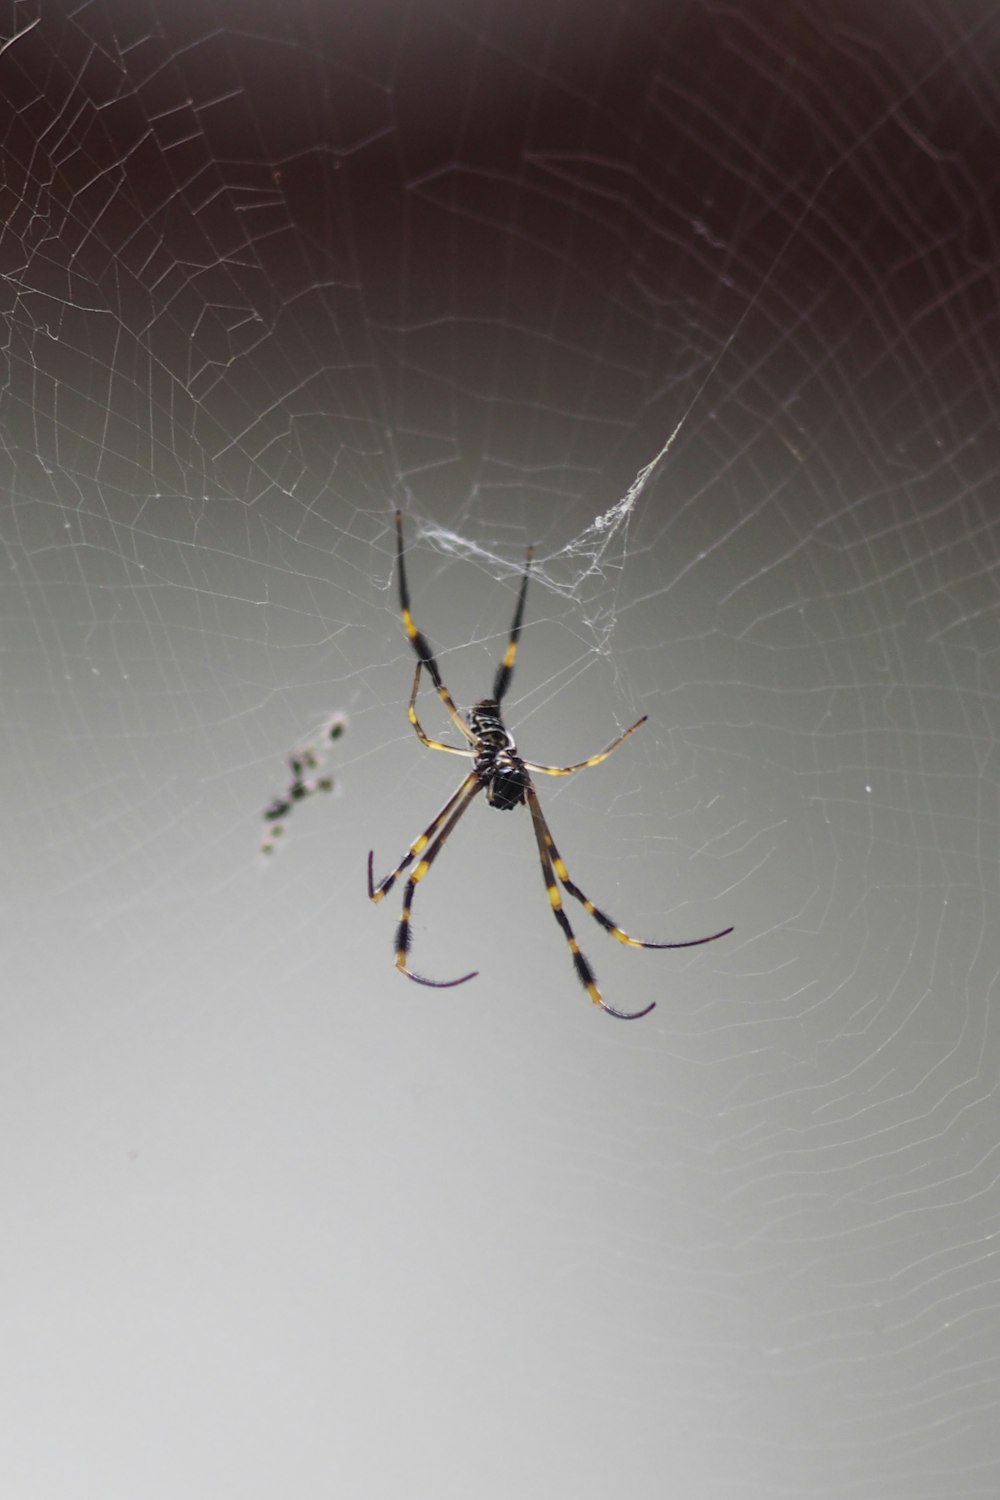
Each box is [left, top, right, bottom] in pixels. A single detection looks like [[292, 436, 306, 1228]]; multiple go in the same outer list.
[[368, 771, 479, 902], [390, 777, 485, 988], [492, 542, 534, 704], [395, 511, 475, 745], [530, 783, 733, 951], [523, 715, 649, 776], [523, 781, 655, 1020], [407, 663, 475, 757]]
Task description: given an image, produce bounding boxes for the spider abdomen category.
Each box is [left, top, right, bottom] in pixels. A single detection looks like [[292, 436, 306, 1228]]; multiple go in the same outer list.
[[468, 698, 508, 744]]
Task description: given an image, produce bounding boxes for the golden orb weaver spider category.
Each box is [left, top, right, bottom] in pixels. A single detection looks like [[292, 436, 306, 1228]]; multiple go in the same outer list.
[[367, 512, 733, 1020]]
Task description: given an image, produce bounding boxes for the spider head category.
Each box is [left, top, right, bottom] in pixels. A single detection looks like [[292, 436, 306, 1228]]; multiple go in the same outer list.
[[485, 759, 528, 810]]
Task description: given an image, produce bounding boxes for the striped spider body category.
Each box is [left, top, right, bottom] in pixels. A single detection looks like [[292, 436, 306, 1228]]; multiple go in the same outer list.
[[468, 700, 528, 811]]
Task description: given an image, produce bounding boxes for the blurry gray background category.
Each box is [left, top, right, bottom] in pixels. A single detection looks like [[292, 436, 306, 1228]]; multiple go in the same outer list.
[[3, 2, 999, 1496]]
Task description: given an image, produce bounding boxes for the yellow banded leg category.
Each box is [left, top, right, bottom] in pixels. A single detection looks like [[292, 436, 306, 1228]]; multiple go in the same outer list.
[[543, 815, 733, 952], [395, 513, 475, 743], [390, 780, 484, 988], [368, 773, 478, 902], [523, 716, 648, 777], [406, 663, 475, 754], [492, 544, 534, 704], [525, 783, 654, 1020]]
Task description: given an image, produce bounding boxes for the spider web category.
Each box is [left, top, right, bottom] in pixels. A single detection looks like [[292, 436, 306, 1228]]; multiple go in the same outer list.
[[3, 2, 999, 1496]]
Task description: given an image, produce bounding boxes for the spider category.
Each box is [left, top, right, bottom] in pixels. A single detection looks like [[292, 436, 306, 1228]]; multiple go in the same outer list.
[[367, 512, 733, 1020]]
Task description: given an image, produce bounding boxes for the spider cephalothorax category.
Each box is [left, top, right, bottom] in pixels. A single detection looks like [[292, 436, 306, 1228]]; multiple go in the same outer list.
[[366, 511, 733, 1019]]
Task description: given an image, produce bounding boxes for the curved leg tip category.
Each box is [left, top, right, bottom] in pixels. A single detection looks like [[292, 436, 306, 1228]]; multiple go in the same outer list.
[[398, 963, 479, 990], [601, 998, 657, 1021], [651, 923, 734, 950]]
